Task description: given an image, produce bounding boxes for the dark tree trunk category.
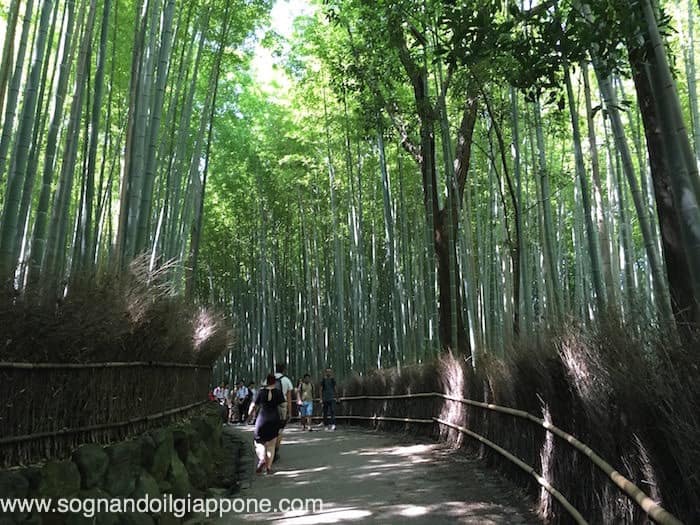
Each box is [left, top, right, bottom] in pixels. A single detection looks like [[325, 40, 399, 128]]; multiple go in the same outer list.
[[435, 209, 470, 355], [629, 43, 699, 330], [388, 15, 478, 358]]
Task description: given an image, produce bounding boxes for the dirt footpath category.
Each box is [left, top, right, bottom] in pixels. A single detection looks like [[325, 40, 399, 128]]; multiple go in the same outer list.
[[214, 424, 540, 524]]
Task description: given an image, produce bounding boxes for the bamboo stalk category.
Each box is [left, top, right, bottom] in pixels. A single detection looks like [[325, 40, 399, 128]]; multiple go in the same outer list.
[[340, 392, 683, 525], [434, 417, 588, 525], [0, 361, 212, 369], [0, 400, 208, 445]]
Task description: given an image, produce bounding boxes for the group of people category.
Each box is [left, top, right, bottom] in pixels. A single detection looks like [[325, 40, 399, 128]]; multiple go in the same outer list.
[[211, 380, 257, 424], [210, 364, 338, 475]]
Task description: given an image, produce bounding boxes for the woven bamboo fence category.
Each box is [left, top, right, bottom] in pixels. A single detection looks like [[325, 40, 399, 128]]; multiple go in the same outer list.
[[0, 361, 212, 467], [335, 392, 683, 525]]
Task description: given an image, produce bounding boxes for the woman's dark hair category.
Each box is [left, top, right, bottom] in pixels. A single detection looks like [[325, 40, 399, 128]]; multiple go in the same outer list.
[[266, 373, 276, 386]]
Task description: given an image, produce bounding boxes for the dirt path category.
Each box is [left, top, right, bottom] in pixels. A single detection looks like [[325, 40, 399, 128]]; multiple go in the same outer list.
[[213, 424, 539, 524]]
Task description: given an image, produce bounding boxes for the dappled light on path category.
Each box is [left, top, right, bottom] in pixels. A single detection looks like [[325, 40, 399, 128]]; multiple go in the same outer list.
[[217, 425, 537, 524]]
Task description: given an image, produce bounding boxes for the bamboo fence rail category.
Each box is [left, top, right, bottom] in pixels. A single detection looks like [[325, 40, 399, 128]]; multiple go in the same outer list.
[[434, 417, 588, 525], [337, 392, 683, 525], [1, 362, 212, 466], [0, 401, 209, 445]]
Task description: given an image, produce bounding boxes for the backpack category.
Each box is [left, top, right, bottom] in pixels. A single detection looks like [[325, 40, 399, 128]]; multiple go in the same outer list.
[[274, 374, 289, 420], [275, 374, 288, 397]]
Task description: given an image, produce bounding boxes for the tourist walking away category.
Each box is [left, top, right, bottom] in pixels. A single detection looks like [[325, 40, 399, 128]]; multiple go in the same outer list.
[[248, 374, 285, 475], [274, 363, 294, 461], [298, 374, 314, 430], [235, 380, 250, 423], [321, 368, 336, 430]]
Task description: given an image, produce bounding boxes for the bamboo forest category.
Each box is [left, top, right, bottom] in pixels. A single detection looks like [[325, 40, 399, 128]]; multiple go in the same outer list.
[[1, 0, 700, 522]]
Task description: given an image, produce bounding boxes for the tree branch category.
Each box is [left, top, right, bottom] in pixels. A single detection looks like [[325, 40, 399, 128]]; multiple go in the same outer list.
[[454, 88, 479, 205], [342, 19, 422, 162]]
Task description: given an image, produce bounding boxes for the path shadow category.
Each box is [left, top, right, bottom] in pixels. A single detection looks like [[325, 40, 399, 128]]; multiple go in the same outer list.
[[213, 424, 539, 524]]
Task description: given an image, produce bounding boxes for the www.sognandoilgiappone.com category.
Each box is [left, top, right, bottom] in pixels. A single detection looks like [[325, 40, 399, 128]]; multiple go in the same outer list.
[[0, 494, 324, 518]]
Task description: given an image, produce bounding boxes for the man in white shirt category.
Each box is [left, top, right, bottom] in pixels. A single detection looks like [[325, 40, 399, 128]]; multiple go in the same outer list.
[[274, 362, 293, 462], [213, 382, 225, 403]]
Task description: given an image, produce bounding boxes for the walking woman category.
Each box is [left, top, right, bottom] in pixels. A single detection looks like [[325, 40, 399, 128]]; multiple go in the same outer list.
[[248, 374, 284, 474]]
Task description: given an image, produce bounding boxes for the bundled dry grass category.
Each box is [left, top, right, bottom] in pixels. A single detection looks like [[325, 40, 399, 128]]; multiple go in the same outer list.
[[339, 321, 700, 524], [0, 257, 232, 364], [0, 258, 233, 466]]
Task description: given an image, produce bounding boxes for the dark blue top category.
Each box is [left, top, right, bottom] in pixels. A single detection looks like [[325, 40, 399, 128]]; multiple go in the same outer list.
[[321, 377, 336, 402]]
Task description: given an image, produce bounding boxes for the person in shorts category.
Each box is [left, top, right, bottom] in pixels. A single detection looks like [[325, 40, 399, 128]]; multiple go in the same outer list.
[[298, 374, 314, 430]]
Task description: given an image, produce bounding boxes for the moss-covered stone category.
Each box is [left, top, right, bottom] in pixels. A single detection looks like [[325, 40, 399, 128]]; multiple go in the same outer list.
[[23, 467, 43, 495], [193, 445, 212, 477], [38, 461, 81, 499], [139, 434, 156, 471], [205, 487, 228, 498], [202, 408, 222, 447], [73, 444, 109, 489], [117, 513, 154, 525], [183, 427, 201, 455], [64, 488, 118, 525], [21, 513, 43, 525], [156, 481, 171, 495], [149, 430, 174, 483], [184, 452, 206, 491], [154, 514, 180, 525], [104, 442, 141, 497], [171, 429, 189, 463], [190, 418, 211, 449], [166, 454, 190, 498], [149, 428, 172, 448], [0, 470, 30, 522], [130, 470, 161, 500], [1, 408, 233, 525], [0, 470, 29, 499]]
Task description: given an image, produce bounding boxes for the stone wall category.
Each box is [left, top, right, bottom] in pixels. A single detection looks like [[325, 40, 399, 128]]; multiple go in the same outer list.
[[0, 405, 229, 525]]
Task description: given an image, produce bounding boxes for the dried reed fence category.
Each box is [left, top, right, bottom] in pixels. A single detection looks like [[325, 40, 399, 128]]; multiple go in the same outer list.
[[0, 361, 212, 467], [335, 392, 682, 525]]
